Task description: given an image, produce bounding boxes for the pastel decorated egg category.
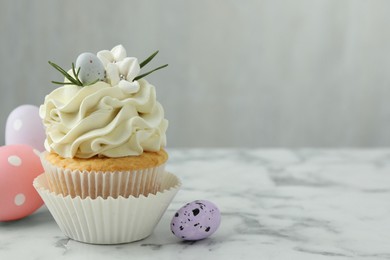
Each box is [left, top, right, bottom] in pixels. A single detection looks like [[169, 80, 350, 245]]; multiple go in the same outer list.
[[171, 200, 221, 240], [0, 145, 44, 221], [5, 104, 45, 151], [75, 52, 105, 85]]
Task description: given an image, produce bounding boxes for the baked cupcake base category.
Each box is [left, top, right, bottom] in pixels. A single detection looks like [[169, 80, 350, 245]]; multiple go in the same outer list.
[[41, 150, 168, 199], [33, 172, 181, 244]]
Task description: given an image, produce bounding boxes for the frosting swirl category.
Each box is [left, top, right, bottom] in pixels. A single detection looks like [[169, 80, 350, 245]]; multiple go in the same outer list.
[[40, 79, 168, 158]]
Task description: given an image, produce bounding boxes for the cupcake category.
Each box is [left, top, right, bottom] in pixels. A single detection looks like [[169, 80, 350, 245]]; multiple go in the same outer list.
[[34, 45, 180, 244], [39, 45, 169, 199]]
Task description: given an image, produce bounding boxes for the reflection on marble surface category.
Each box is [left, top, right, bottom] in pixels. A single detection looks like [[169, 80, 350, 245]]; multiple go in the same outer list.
[[1, 149, 390, 259]]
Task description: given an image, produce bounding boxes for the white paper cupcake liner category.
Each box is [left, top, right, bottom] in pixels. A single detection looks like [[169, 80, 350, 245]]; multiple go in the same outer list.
[[33, 172, 181, 244], [40, 154, 165, 199]]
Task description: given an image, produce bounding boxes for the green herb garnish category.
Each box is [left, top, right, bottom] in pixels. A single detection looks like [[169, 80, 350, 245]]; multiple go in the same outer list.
[[140, 50, 159, 68], [134, 64, 168, 81], [136, 50, 168, 81], [48, 61, 98, 87]]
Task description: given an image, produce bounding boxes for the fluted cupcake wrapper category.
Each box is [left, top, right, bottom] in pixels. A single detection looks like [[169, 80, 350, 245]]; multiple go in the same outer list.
[[40, 154, 165, 199], [33, 172, 181, 244]]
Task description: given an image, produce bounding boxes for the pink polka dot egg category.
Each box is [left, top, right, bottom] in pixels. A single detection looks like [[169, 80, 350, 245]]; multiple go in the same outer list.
[[0, 144, 44, 221]]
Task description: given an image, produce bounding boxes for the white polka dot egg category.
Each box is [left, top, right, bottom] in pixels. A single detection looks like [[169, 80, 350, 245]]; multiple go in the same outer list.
[[171, 200, 221, 240], [0, 145, 44, 221]]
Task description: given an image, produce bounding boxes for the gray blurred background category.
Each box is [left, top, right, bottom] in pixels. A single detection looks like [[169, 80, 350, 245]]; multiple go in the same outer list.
[[1, 0, 390, 148]]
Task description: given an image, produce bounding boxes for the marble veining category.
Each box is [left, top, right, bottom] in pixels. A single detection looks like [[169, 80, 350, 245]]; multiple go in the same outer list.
[[1, 149, 390, 260]]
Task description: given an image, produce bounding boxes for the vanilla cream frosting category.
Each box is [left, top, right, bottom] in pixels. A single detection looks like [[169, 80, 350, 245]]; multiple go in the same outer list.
[[40, 78, 168, 158]]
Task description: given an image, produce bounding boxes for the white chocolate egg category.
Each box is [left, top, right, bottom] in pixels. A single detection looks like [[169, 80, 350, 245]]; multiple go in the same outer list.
[[75, 52, 105, 85], [5, 105, 45, 151]]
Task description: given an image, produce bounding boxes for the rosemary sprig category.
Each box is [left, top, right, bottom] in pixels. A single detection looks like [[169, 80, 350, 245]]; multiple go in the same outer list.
[[51, 81, 80, 85], [140, 50, 159, 68], [71, 63, 83, 86], [136, 50, 168, 80], [48, 61, 98, 87], [134, 64, 168, 81]]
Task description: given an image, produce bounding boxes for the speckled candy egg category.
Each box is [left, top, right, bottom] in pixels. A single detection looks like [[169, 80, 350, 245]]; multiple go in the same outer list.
[[171, 200, 221, 240], [5, 105, 45, 151], [75, 52, 105, 85], [0, 145, 44, 221]]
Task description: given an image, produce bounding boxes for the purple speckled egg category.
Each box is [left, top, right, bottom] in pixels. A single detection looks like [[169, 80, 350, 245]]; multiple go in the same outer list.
[[171, 200, 221, 240]]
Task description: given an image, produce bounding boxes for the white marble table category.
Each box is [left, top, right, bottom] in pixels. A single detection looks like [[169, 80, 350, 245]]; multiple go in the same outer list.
[[1, 149, 390, 260]]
